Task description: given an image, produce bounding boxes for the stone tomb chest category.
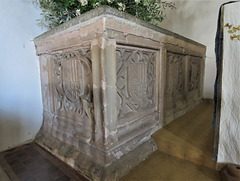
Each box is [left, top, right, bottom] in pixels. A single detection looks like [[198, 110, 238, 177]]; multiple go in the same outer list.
[[34, 6, 206, 181]]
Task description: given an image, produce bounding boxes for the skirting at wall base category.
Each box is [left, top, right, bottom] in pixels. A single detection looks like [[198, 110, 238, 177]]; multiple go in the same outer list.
[[35, 132, 157, 181]]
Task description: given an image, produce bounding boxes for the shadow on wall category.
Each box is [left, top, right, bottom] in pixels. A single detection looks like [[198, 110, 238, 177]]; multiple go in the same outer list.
[[0, 111, 30, 152], [162, 1, 216, 42], [0, 0, 47, 152], [160, 0, 230, 99], [162, 1, 197, 37]]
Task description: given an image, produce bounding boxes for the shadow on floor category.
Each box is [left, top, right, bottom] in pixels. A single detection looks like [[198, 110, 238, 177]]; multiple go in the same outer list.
[[0, 102, 220, 181]]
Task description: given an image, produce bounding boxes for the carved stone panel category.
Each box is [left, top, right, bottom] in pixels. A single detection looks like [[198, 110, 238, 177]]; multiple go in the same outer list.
[[165, 52, 186, 119], [51, 49, 93, 121], [188, 56, 202, 93], [187, 56, 203, 104], [116, 46, 157, 126], [165, 52, 185, 98]]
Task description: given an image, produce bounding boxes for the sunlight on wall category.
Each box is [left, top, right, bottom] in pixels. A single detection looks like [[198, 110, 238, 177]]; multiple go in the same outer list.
[[0, 0, 47, 151]]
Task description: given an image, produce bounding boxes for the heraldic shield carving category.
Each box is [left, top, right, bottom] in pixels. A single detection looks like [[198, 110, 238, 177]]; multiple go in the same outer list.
[[53, 50, 93, 119], [128, 62, 149, 107], [116, 46, 157, 119], [189, 56, 201, 92], [165, 52, 185, 97]]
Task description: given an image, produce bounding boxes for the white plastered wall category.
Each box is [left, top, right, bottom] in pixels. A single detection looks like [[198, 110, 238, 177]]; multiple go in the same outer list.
[[159, 0, 240, 165], [217, 2, 240, 165], [0, 0, 47, 151], [159, 0, 230, 99]]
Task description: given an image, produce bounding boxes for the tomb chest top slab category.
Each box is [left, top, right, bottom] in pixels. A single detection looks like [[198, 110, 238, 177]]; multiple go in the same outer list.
[[34, 6, 206, 56]]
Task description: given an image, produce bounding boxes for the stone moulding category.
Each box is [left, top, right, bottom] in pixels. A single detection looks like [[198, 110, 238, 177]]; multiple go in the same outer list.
[[34, 6, 206, 181]]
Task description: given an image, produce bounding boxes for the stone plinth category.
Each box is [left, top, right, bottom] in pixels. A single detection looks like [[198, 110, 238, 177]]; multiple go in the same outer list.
[[34, 6, 206, 180]]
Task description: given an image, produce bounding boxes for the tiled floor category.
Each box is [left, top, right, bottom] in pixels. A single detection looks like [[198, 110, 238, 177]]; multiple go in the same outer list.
[[0, 102, 220, 181], [0, 143, 88, 181]]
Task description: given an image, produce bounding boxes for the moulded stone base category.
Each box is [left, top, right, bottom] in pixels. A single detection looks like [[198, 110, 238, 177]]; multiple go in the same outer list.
[[35, 132, 157, 181], [165, 100, 203, 125]]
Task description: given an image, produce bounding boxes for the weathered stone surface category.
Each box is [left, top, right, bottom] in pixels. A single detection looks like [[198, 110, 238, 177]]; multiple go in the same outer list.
[[37, 132, 157, 181], [34, 6, 205, 180], [164, 52, 204, 124]]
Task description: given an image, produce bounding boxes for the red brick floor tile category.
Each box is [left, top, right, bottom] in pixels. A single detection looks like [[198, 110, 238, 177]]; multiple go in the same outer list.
[[50, 169, 65, 180], [0, 143, 88, 181], [54, 175, 70, 181]]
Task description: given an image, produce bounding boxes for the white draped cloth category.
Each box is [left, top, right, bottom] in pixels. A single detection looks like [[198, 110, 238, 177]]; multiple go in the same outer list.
[[218, 1, 240, 165]]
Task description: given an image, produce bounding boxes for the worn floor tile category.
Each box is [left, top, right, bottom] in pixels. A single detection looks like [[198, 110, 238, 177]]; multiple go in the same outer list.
[[0, 143, 88, 181]]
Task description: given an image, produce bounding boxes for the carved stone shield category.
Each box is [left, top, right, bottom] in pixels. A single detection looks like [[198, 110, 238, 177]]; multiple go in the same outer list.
[[54, 51, 92, 116], [128, 63, 148, 108]]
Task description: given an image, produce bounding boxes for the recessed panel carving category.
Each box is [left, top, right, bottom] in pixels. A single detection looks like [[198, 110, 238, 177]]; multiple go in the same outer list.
[[52, 49, 93, 120], [164, 51, 187, 120], [165, 52, 185, 97], [116, 46, 157, 124], [189, 56, 202, 92]]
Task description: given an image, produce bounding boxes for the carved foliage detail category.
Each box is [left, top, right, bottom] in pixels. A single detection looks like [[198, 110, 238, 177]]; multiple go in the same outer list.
[[189, 57, 201, 92], [116, 47, 156, 118], [166, 52, 185, 97], [53, 49, 93, 119]]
